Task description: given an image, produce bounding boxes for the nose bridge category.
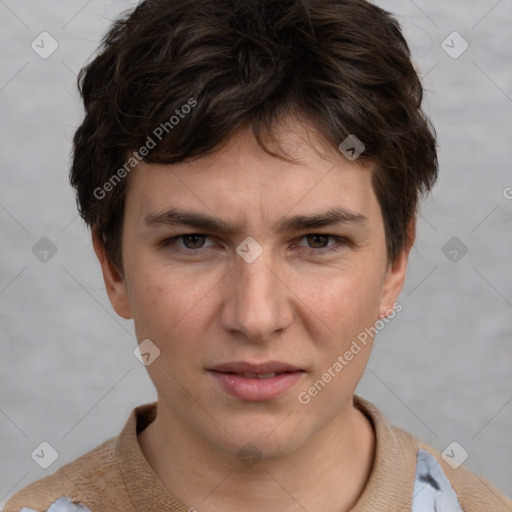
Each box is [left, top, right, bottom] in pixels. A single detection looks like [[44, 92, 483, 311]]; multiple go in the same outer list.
[[221, 247, 291, 341]]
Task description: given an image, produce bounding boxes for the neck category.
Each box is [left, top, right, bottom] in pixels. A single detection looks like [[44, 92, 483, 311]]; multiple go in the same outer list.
[[138, 400, 375, 512]]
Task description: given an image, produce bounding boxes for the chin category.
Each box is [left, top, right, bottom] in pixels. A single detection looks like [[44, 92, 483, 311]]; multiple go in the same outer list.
[[203, 415, 308, 464]]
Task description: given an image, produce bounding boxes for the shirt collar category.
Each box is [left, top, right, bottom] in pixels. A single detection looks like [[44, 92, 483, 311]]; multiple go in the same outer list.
[[115, 397, 417, 512]]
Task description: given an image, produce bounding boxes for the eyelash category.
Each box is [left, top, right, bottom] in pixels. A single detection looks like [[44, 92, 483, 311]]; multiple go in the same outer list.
[[161, 234, 350, 256]]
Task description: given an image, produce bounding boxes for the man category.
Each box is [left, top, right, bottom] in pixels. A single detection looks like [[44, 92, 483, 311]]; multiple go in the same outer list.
[[6, 0, 511, 511]]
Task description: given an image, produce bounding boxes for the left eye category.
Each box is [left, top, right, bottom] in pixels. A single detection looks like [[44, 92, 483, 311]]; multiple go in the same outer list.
[[178, 234, 214, 249], [296, 234, 337, 249]]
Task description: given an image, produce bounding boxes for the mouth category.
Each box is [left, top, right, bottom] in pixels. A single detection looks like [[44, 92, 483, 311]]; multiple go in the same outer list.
[[231, 372, 286, 379], [208, 361, 305, 401]]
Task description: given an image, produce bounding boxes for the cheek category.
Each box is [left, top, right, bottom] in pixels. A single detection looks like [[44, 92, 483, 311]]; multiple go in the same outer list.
[[293, 263, 385, 335], [126, 260, 219, 349], [292, 268, 384, 407]]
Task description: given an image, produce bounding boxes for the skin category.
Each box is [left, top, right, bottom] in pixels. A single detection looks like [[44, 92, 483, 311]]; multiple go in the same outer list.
[[94, 117, 412, 512]]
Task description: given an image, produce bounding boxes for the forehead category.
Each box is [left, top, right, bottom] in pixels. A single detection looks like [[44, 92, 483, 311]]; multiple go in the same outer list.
[[124, 118, 380, 228]]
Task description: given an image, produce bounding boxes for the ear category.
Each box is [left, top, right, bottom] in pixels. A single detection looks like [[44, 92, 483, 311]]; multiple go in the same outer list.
[[92, 230, 133, 319], [378, 217, 416, 318]]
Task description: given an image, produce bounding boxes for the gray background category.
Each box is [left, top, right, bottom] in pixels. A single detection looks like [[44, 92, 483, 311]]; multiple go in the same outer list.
[[0, 0, 511, 506]]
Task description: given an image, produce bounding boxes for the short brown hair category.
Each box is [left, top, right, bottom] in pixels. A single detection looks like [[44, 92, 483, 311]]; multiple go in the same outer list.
[[70, 0, 438, 270]]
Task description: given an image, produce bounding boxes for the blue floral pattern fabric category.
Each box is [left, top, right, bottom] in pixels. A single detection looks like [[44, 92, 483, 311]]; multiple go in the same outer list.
[[18, 496, 91, 512], [412, 449, 464, 512]]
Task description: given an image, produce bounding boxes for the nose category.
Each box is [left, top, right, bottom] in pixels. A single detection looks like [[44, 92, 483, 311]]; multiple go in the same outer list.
[[220, 248, 293, 342]]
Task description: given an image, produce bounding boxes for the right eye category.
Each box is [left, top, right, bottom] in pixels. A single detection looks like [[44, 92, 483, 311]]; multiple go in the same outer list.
[[161, 234, 215, 252]]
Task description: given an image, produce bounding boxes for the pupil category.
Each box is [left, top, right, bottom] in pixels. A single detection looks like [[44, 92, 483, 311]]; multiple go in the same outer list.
[[184, 234, 205, 249], [308, 234, 328, 248]]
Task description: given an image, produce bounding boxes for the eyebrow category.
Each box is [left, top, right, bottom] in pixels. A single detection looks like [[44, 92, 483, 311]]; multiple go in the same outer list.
[[143, 206, 368, 234]]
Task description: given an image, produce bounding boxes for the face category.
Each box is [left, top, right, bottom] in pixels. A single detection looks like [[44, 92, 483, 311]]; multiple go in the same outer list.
[[96, 117, 409, 462]]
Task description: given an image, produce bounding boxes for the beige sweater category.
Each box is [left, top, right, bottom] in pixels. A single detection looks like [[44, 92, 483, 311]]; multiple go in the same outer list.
[[5, 397, 511, 512]]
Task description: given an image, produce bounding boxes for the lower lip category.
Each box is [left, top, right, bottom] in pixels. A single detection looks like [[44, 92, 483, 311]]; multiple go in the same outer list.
[[209, 371, 304, 401]]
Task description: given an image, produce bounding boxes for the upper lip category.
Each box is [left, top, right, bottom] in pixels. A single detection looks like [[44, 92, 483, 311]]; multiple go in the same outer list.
[[209, 361, 303, 374]]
